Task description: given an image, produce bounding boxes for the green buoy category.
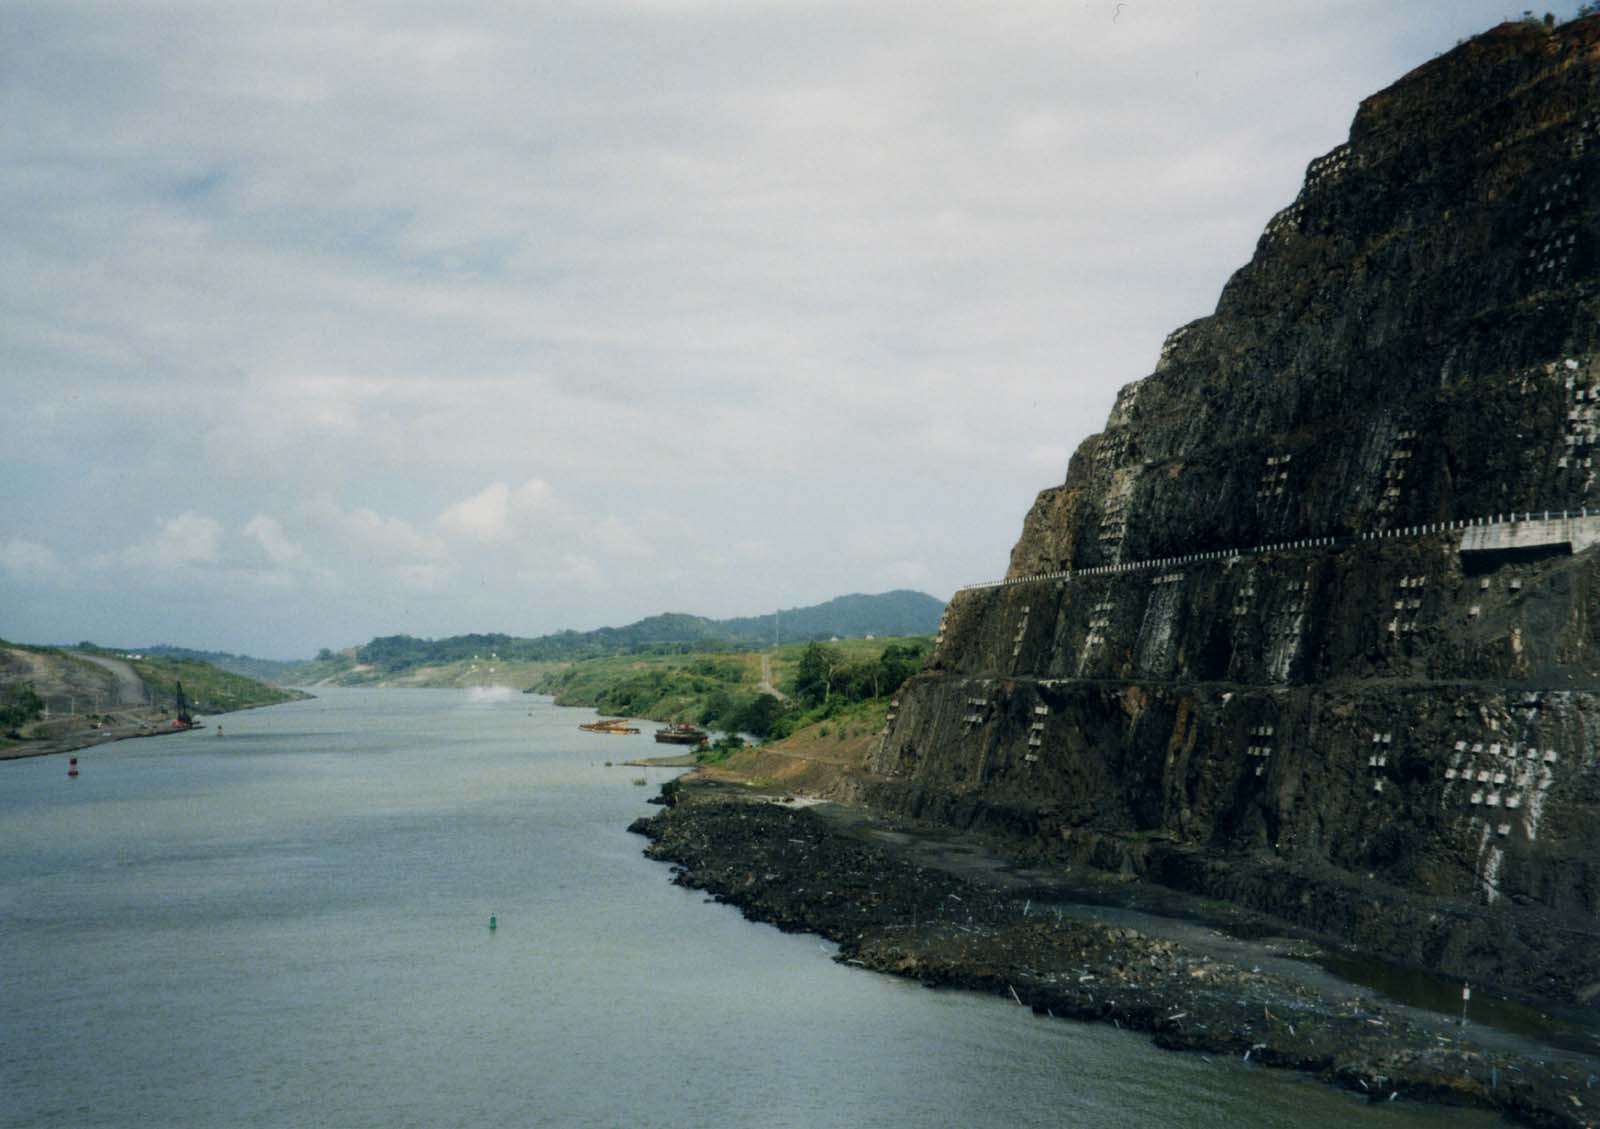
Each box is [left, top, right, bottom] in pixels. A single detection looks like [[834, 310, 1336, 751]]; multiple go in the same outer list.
[[489, 915, 497, 931]]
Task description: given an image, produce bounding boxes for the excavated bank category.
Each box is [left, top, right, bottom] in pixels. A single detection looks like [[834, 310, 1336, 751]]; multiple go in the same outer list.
[[631, 783, 1600, 1127], [873, 17, 1600, 1012]]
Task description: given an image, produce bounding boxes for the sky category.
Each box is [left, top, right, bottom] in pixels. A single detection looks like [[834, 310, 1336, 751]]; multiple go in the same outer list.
[[1, 1, 1577, 659]]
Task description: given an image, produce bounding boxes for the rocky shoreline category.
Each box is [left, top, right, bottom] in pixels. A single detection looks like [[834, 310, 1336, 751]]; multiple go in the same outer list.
[[1, 708, 197, 761], [630, 780, 1599, 1127], [0, 697, 313, 762]]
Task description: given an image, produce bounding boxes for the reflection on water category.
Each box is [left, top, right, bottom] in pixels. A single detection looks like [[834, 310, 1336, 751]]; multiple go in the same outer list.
[[2, 689, 1495, 1128]]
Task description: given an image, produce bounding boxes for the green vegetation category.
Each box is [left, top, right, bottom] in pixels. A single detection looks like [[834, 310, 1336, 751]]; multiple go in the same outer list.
[[763, 697, 891, 752], [0, 642, 303, 751], [122, 654, 305, 714], [351, 615, 742, 672], [139, 645, 305, 685], [791, 640, 923, 708], [298, 590, 944, 684], [91, 593, 945, 693], [694, 733, 746, 765], [532, 652, 762, 728], [283, 648, 363, 684], [1, 683, 43, 731], [279, 648, 558, 689], [711, 591, 945, 645], [530, 636, 931, 742]]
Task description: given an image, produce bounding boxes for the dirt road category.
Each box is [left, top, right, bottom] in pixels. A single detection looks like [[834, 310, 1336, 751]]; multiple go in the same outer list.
[[72, 654, 147, 706], [758, 654, 786, 701]]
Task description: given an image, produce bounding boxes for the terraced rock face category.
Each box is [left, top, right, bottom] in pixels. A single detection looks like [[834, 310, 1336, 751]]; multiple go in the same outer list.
[[875, 19, 1600, 1010]]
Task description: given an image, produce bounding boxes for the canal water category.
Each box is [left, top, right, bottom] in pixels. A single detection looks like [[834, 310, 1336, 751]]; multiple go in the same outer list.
[[1, 688, 1493, 1128]]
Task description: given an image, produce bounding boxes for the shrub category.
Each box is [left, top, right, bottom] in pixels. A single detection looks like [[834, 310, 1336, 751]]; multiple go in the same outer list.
[[0, 683, 43, 728]]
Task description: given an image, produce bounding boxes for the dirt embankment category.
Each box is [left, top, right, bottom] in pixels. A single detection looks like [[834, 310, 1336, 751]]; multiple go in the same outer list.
[[71, 653, 148, 705], [1, 646, 305, 760], [1, 646, 162, 759], [631, 781, 1600, 1128], [689, 702, 886, 795]]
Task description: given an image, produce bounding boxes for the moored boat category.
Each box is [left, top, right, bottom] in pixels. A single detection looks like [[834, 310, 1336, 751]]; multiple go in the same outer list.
[[653, 723, 707, 746], [579, 718, 640, 735]]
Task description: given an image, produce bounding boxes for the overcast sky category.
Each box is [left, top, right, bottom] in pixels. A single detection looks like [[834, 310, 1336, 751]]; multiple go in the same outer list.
[[1, 1, 1572, 658]]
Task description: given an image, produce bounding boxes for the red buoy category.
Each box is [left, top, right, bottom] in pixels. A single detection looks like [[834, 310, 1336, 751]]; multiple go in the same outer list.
[[68, 756, 78, 779]]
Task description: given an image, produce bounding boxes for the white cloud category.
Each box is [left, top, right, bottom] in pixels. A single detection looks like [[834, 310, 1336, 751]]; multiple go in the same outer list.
[[236, 567, 302, 593], [243, 514, 304, 565], [511, 478, 554, 510], [438, 482, 512, 543], [879, 558, 934, 589], [436, 479, 554, 543], [123, 513, 224, 570], [554, 553, 602, 590], [0, 538, 58, 582], [584, 515, 653, 560], [0, 1, 1552, 654], [387, 562, 449, 591], [305, 496, 445, 564]]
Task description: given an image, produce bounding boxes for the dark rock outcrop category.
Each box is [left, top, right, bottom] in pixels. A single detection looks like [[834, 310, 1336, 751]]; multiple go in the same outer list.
[[632, 789, 1597, 1127], [875, 19, 1600, 1011]]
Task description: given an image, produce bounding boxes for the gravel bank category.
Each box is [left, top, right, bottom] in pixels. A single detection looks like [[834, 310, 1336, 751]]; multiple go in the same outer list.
[[630, 781, 1600, 1127]]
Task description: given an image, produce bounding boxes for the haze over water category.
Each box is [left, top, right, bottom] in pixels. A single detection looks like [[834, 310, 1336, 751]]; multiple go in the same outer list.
[[1, 690, 1489, 1128]]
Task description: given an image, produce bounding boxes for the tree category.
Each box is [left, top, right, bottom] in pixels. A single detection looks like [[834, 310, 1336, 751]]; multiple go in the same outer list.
[[875, 643, 925, 699], [700, 687, 738, 728], [836, 660, 880, 702], [793, 642, 845, 706], [0, 682, 43, 729], [731, 693, 787, 738]]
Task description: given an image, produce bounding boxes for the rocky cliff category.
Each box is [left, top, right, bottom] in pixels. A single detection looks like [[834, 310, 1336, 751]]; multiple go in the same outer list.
[[874, 19, 1600, 1012]]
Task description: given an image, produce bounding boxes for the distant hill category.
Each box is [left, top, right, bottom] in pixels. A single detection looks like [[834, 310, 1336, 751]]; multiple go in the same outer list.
[[320, 590, 945, 679], [718, 591, 946, 644], [139, 645, 304, 685]]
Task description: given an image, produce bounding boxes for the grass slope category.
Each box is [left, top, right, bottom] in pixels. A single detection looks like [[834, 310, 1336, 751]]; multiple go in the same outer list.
[[530, 652, 760, 723], [695, 699, 892, 795], [530, 636, 929, 745], [124, 654, 306, 714], [138, 646, 305, 685], [1, 643, 306, 755]]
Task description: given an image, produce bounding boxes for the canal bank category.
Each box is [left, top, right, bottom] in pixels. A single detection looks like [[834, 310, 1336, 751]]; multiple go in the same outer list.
[[631, 777, 1600, 1127]]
